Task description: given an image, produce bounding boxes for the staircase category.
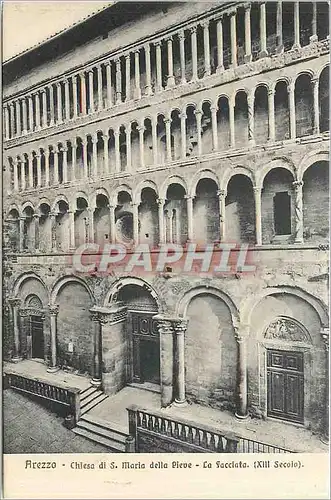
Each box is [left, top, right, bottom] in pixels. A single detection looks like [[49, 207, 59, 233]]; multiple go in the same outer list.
[[73, 386, 129, 451]]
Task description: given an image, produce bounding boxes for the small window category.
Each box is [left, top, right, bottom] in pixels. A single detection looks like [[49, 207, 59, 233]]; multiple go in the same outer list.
[[273, 192, 291, 235]]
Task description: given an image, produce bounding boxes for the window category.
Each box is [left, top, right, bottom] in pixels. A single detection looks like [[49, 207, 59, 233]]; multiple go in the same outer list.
[[273, 192, 291, 235]]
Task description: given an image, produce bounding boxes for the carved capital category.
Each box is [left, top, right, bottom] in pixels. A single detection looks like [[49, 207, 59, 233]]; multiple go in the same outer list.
[[19, 308, 30, 317], [217, 189, 226, 198], [9, 298, 21, 308], [190, 26, 197, 35], [173, 319, 189, 335], [48, 304, 59, 316], [292, 180, 304, 189], [321, 327, 329, 351]]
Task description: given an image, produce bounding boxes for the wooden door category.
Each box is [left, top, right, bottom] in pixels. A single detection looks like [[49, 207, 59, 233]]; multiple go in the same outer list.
[[267, 349, 304, 424], [31, 315, 44, 359]]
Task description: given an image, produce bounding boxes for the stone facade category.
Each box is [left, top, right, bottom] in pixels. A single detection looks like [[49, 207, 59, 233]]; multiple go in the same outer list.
[[3, 2, 330, 440]]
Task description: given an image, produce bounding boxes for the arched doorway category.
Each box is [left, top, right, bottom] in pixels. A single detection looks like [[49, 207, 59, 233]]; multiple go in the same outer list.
[[25, 295, 45, 360], [117, 283, 160, 386]]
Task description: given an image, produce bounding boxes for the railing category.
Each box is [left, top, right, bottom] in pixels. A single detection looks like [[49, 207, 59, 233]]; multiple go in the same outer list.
[[127, 405, 239, 453], [238, 438, 293, 454], [5, 373, 81, 423]]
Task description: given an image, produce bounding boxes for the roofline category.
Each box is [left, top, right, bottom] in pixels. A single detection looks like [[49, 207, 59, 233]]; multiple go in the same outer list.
[[3, 1, 117, 65]]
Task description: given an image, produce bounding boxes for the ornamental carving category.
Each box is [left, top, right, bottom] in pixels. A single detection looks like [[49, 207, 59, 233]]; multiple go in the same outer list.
[[264, 317, 311, 343]]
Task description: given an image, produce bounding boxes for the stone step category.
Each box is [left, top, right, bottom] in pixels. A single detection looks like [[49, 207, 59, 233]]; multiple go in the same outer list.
[[80, 393, 108, 414], [81, 413, 128, 436], [77, 419, 128, 445], [81, 390, 103, 408], [80, 386, 98, 401], [73, 426, 126, 452]]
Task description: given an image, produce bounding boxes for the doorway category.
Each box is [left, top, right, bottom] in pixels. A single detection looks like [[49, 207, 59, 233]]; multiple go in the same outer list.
[[30, 315, 44, 359], [130, 311, 160, 386], [139, 338, 160, 384], [267, 349, 304, 424]]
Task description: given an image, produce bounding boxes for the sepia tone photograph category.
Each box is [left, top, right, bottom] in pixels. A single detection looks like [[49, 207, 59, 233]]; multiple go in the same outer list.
[[2, 0, 329, 465]]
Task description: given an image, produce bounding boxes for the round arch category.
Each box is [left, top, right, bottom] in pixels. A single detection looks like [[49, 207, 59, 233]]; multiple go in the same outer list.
[[103, 277, 162, 310], [189, 169, 220, 197], [111, 184, 133, 207], [221, 165, 255, 191], [7, 204, 21, 217], [13, 272, 49, 301], [51, 194, 70, 213], [160, 175, 188, 200], [21, 201, 35, 213], [50, 276, 95, 305], [176, 285, 240, 324], [91, 187, 110, 209], [241, 286, 329, 329], [133, 180, 159, 204], [297, 150, 329, 181], [256, 157, 297, 188]]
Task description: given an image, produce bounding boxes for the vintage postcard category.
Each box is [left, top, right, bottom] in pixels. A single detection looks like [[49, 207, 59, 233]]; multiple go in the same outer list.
[[2, 1, 330, 498]]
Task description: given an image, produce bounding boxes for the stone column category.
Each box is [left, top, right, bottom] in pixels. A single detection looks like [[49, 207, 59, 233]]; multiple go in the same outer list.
[[91, 133, 98, 179], [125, 54, 131, 101], [64, 79, 70, 120], [253, 187, 262, 245], [166, 37, 175, 88], [216, 18, 224, 73], [179, 31, 186, 84], [50, 212, 57, 252], [217, 189, 226, 242], [15, 100, 21, 136], [82, 139, 88, 179], [293, 2, 301, 49], [80, 72, 87, 115], [131, 203, 139, 245], [310, 3, 318, 43], [114, 129, 120, 172], [53, 148, 59, 185], [20, 162, 26, 192], [259, 2, 268, 58], [90, 310, 102, 387], [202, 21, 211, 77], [33, 214, 40, 252], [288, 81, 296, 139], [109, 205, 116, 243], [19, 217, 25, 252], [73, 75, 78, 118], [165, 117, 172, 163], [28, 96, 34, 131], [152, 117, 158, 165], [195, 109, 202, 156], [293, 180, 304, 244], [276, 1, 284, 53], [103, 130, 109, 175], [230, 11, 237, 68], [234, 325, 249, 419], [97, 65, 103, 110], [229, 95, 235, 147], [173, 319, 188, 406], [13, 159, 19, 192], [4, 104, 10, 139], [71, 139, 76, 182], [190, 26, 198, 80], [49, 85, 55, 125], [62, 147, 68, 184], [180, 112, 187, 159], [28, 152, 34, 189], [88, 70, 95, 113], [186, 195, 194, 242], [36, 153, 42, 187], [105, 62, 112, 107], [155, 317, 174, 407], [211, 105, 218, 151], [157, 199, 166, 244], [144, 44, 152, 95], [126, 127, 132, 172], [115, 58, 122, 104], [138, 125, 145, 169], [47, 304, 60, 372], [155, 41, 163, 92], [134, 50, 141, 99], [9, 298, 22, 362], [247, 90, 255, 144], [41, 90, 47, 127], [268, 87, 276, 142], [68, 210, 75, 250], [56, 83, 63, 123], [244, 5, 252, 62], [22, 98, 28, 134], [312, 77, 320, 135], [88, 207, 95, 243]]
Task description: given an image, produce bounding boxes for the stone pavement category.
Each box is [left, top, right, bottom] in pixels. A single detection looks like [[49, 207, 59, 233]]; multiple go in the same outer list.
[[3, 389, 112, 454]]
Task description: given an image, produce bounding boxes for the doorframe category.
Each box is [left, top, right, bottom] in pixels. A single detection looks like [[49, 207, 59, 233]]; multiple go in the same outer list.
[[258, 340, 312, 426], [25, 309, 46, 361]]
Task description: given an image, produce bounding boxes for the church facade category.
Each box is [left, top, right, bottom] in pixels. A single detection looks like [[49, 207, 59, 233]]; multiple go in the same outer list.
[[3, 1, 329, 442]]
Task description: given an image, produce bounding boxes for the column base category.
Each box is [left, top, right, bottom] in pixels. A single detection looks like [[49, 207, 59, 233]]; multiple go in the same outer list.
[[294, 238, 304, 245], [244, 54, 252, 63], [203, 70, 211, 78], [216, 65, 224, 74], [173, 398, 188, 407], [259, 50, 268, 59], [11, 356, 23, 363], [310, 35, 318, 44], [134, 90, 141, 100], [166, 76, 175, 88], [47, 365, 60, 373], [235, 411, 249, 420], [291, 44, 301, 51], [90, 378, 102, 388]]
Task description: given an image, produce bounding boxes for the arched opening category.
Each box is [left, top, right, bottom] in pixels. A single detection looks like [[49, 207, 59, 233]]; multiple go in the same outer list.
[[295, 74, 313, 138], [156, 114, 166, 164], [319, 67, 329, 133], [185, 105, 198, 157], [74, 197, 89, 247], [170, 109, 181, 161], [94, 194, 110, 247], [262, 167, 295, 244], [22, 206, 34, 252], [130, 122, 140, 168], [193, 178, 219, 244], [75, 138, 84, 181], [165, 183, 187, 244], [226, 174, 255, 243], [119, 125, 127, 171], [185, 292, 237, 411], [254, 86, 269, 144], [143, 118, 153, 167], [216, 96, 230, 150], [275, 81, 290, 141], [55, 200, 69, 252], [25, 295, 45, 360], [303, 161, 329, 242], [6, 209, 20, 251], [115, 191, 133, 244], [201, 101, 213, 155], [116, 283, 159, 386], [138, 187, 159, 246], [234, 91, 248, 147], [39, 203, 51, 253]]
